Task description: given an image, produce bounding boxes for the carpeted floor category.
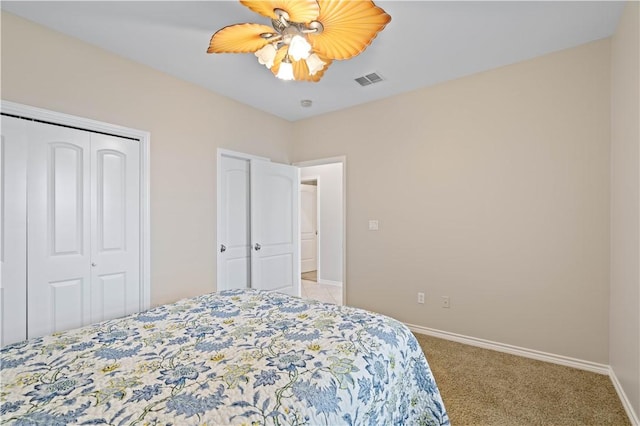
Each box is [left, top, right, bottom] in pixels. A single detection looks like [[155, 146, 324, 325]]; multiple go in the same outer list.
[[414, 333, 631, 426]]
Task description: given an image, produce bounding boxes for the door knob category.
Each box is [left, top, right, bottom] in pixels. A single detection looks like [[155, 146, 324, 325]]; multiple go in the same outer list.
[[220, 244, 226, 253], [91, 262, 97, 267], [254, 243, 261, 251]]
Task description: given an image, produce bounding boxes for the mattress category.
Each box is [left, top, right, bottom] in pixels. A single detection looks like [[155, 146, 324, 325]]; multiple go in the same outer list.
[[0, 289, 449, 425]]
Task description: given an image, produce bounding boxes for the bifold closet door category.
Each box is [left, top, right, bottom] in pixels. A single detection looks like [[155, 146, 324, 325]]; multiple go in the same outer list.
[[27, 123, 92, 338], [27, 122, 140, 339], [90, 133, 140, 325], [0, 116, 28, 346]]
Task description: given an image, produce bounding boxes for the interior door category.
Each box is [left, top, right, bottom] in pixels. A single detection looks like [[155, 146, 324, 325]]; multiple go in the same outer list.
[[90, 133, 140, 323], [27, 122, 92, 338], [0, 116, 28, 346], [217, 156, 251, 290], [300, 184, 317, 273], [250, 160, 300, 297]]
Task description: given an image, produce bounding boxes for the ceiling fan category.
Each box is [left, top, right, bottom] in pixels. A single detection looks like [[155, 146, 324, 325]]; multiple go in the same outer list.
[[207, 0, 391, 82]]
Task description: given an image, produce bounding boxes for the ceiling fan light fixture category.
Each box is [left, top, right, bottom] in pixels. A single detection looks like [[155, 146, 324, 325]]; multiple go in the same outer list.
[[208, 0, 391, 82], [305, 53, 325, 76], [276, 56, 295, 81], [288, 35, 311, 61], [255, 43, 277, 68]]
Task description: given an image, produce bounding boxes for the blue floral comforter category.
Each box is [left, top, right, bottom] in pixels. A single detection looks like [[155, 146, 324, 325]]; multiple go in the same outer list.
[[0, 289, 449, 425]]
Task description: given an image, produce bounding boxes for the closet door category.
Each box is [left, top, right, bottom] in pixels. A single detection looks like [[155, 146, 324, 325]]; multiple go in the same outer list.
[[27, 123, 92, 338], [27, 123, 140, 338], [0, 116, 28, 346], [90, 133, 140, 323]]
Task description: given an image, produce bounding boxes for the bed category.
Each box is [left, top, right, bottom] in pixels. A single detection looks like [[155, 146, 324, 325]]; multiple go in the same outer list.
[[0, 289, 449, 425]]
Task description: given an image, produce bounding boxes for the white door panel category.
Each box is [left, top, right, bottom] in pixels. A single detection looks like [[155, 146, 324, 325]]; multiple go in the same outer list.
[[218, 156, 250, 290], [50, 278, 85, 333], [251, 160, 299, 297], [0, 116, 28, 346], [225, 257, 250, 288], [28, 122, 92, 338], [90, 133, 140, 323], [300, 184, 317, 273], [92, 273, 127, 321]]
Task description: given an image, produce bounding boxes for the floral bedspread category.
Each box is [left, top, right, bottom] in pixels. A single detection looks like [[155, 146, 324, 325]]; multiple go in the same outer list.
[[1, 289, 449, 425]]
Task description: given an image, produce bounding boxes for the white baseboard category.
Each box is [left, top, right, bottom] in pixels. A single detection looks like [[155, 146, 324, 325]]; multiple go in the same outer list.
[[609, 366, 640, 426], [406, 323, 610, 375], [318, 279, 342, 287], [407, 324, 639, 425]]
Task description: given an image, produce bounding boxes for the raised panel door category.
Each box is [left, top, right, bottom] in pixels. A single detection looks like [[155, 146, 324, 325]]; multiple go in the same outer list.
[[250, 160, 300, 296], [90, 133, 140, 323], [27, 122, 91, 338], [218, 156, 251, 290]]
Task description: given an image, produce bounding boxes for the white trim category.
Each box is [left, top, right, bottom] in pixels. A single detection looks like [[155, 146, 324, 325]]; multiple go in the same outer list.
[[318, 279, 342, 287], [314, 177, 321, 282], [218, 148, 270, 163], [610, 367, 640, 425], [406, 323, 610, 375], [141, 132, 151, 309], [295, 156, 345, 168], [1, 100, 151, 310]]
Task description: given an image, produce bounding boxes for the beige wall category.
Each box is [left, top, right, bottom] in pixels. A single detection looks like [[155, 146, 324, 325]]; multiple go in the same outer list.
[[611, 1, 640, 418], [293, 40, 611, 363], [1, 12, 292, 307]]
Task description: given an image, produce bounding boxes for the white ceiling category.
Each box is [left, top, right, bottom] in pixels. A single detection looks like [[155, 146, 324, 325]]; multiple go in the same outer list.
[[2, 1, 625, 122]]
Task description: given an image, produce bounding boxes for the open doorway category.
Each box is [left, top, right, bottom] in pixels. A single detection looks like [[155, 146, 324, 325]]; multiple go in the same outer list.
[[296, 158, 345, 305], [300, 180, 318, 281]]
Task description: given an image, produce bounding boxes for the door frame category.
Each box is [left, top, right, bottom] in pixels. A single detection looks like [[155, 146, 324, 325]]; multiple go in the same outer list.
[[215, 149, 269, 291], [294, 156, 347, 304], [1, 100, 152, 310]]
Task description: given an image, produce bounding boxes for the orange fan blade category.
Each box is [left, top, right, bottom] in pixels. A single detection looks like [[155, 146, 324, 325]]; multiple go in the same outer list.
[[309, 0, 391, 60], [240, 0, 320, 23], [207, 23, 275, 54], [270, 45, 288, 76]]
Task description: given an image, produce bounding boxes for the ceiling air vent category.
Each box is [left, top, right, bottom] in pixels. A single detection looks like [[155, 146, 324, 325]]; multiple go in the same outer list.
[[355, 72, 384, 86]]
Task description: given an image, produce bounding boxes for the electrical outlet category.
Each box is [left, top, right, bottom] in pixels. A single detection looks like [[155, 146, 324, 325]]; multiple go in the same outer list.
[[417, 292, 425, 304], [441, 296, 450, 308]]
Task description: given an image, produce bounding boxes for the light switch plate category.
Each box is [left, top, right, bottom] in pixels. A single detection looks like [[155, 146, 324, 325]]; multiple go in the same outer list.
[[368, 220, 379, 231]]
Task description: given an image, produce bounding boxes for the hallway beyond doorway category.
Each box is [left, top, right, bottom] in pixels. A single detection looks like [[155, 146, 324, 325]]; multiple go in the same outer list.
[[301, 279, 343, 305], [301, 270, 317, 282]]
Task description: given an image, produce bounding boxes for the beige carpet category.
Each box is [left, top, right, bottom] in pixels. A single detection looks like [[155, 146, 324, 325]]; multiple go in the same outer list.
[[415, 333, 630, 426]]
